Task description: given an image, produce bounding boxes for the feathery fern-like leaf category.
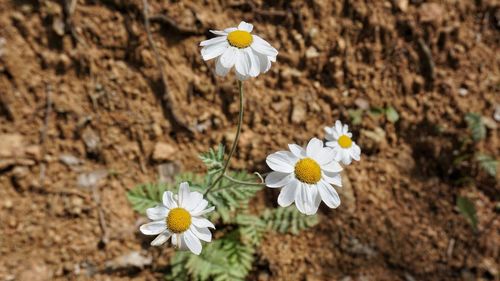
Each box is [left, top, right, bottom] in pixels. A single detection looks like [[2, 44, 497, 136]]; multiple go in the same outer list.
[[127, 183, 170, 214], [465, 113, 486, 142], [263, 206, 319, 235]]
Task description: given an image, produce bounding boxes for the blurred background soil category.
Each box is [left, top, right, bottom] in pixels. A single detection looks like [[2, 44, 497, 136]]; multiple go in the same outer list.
[[0, 0, 499, 280]]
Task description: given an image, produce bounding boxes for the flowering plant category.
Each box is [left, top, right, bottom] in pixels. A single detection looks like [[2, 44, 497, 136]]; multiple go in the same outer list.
[[128, 21, 360, 281]]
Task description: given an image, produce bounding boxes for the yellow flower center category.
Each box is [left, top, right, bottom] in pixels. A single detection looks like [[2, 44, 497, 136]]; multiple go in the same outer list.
[[166, 208, 191, 233], [338, 135, 352, 148], [227, 30, 253, 48], [294, 158, 322, 184]]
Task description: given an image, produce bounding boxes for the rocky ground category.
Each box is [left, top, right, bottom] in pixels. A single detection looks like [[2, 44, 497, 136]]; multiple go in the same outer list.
[[0, 0, 499, 280]]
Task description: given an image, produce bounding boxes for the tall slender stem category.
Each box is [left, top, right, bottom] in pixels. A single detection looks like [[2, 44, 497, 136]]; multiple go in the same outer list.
[[204, 80, 244, 194]]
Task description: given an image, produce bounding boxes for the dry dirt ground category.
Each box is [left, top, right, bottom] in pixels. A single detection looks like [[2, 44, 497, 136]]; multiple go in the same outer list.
[[0, 0, 499, 280]]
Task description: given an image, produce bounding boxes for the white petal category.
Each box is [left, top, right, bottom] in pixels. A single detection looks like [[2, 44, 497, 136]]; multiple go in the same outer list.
[[192, 217, 215, 229], [201, 41, 228, 60], [341, 150, 352, 165], [318, 181, 341, 208], [192, 206, 215, 217], [190, 199, 208, 215], [265, 171, 293, 188], [210, 30, 228, 36], [235, 71, 250, 81], [238, 21, 253, 32], [182, 191, 204, 211], [256, 52, 271, 73], [215, 57, 230, 76], [335, 120, 343, 134], [350, 144, 361, 161], [295, 182, 307, 214], [162, 191, 177, 209], [200, 35, 227, 47], [266, 151, 295, 173], [146, 205, 168, 221], [251, 35, 278, 56], [322, 161, 343, 173], [151, 231, 172, 246], [306, 138, 323, 158], [303, 183, 319, 215], [224, 27, 238, 33], [324, 126, 335, 141], [235, 50, 250, 77], [342, 124, 349, 134], [183, 230, 202, 255], [323, 171, 342, 187], [288, 144, 306, 158], [245, 48, 260, 77], [312, 147, 335, 165], [190, 225, 212, 242], [173, 233, 189, 251], [140, 221, 166, 235], [220, 47, 238, 68], [277, 179, 298, 207], [178, 182, 191, 207]]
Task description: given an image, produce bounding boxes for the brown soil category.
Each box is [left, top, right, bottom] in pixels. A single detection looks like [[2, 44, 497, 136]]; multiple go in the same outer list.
[[0, 0, 499, 280]]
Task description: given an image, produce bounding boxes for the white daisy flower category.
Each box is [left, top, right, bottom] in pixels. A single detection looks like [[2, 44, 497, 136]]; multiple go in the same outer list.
[[265, 138, 343, 215], [139, 182, 215, 255], [200, 21, 278, 80], [325, 120, 361, 165]]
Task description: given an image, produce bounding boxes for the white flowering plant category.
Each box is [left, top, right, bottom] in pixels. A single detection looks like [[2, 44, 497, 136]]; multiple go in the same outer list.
[[127, 21, 361, 281]]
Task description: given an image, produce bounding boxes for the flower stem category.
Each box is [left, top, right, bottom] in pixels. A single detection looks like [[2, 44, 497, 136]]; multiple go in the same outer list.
[[204, 80, 244, 194]]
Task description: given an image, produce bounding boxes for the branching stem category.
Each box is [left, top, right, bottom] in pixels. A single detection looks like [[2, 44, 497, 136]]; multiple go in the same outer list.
[[205, 80, 244, 194]]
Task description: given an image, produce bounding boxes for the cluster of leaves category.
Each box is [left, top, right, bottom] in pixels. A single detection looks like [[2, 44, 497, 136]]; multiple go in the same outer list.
[[464, 113, 497, 178], [348, 105, 399, 125], [127, 145, 318, 281]]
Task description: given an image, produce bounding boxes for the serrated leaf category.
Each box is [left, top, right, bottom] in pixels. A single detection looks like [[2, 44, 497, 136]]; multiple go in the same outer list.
[[465, 113, 486, 142], [200, 144, 225, 171], [385, 106, 399, 123], [236, 214, 267, 246], [207, 171, 263, 223], [457, 196, 478, 230], [262, 206, 319, 235], [348, 109, 363, 125], [166, 233, 254, 281], [475, 154, 498, 177], [126, 183, 170, 214]]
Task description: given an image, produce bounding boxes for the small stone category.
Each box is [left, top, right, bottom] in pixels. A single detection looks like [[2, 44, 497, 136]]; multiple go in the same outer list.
[[157, 162, 181, 184], [25, 145, 41, 160], [354, 98, 370, 110], [494, 104, 500, 122], [105, 251, 152, 270], [152, 142, 176, 162], [291, 102, 307, 124], [77, 169, 108, 188], [458, 88, 468, 96], [82, 128, 100, 154], [305, 46, 320, 59], [59, 154, 82, 166], [394, 0, 408, 12], [0, 134, 24, 158]]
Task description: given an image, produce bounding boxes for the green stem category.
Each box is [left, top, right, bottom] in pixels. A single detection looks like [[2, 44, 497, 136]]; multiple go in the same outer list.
[[222, 173, 264, 187], [204, 80, 244, 194]]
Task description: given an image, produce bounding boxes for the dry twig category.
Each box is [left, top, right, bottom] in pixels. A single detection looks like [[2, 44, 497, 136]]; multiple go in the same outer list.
[[149, 14, 202, 35], [142, 0, 193, 133], [39, 84, 53, 188]]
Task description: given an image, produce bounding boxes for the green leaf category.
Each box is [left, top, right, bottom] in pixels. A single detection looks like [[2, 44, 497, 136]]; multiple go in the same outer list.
[[369, 107, 385, 117], [200, 144, 225, 171], [166, 233, 254, 281], [348, 109, 363, 125], [236, 214, 267, 246], [475, 154, 498, 177], [262, 206, 319, 235], [457, 196, 478, 230], [465, 113, 486, 142], [126, 183, 170, 214], [385, 106, 399, 123], [207, 171, 263, 223]]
